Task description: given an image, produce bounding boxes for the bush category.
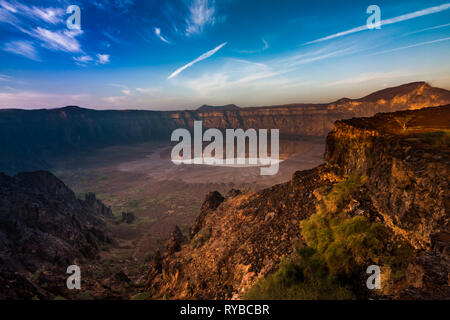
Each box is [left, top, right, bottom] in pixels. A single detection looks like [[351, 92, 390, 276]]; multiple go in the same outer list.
[[144, 250, 155, 262], [131, 292, 151, 300], [244, 252, 355, 300], [190, 227, 211, 249], [245, 175, 413, 299], [301, 212, 388, 276], [319, 174, 367, 214], [420, 130, 450, 147]]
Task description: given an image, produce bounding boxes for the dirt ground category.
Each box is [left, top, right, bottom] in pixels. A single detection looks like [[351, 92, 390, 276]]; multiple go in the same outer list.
[[49, 138, 325, 297]]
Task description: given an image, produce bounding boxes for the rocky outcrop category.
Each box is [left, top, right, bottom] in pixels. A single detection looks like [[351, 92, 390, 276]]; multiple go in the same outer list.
[[190, 191, 225, 239], [1, 82, 449, 174], [145, 105, 450, 299], [121, 211, 135, 224], [166, 226, 187, 255], [146, 167, 332, 299], [0, 171, 114, 299], [325, 106, 450, 249], [85, 192, 113, 217]]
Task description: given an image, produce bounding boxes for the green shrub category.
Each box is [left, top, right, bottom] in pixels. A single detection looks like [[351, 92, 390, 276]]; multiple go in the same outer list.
[[131, 292, 151, 300], [144, 250, 155, 262], [319, 174, 367, 214], [77, 291, 94, 300], [301, 212, 389, 276], [419, 130, 450, 147], [244, 252, 354, 300], [245, 175, 413, 299], [190, 227, 211, 249]]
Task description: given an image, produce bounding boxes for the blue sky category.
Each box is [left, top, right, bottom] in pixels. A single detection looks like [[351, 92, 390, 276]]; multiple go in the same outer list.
[[0, 0, 449, 109]]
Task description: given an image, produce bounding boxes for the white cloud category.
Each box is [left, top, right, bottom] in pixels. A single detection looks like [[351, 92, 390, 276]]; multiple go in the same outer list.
[[305, 3, 450, 44], [96, 54, 110, 64], [403, 22, 450, 36], [32, 27, 82, 52], [109, 83, 131, 95], [237, 38, 269, 54], [226, 58, 267, 69], [186, 0, 216, 35], [136, 87, 161, 95], [0, 1, 64, 25], [0, 90, 90, 109], [0, 74, 11, 81], [154, 27, 171, 44], [26, 6, 64, 24], [3, 40, 39, 60], [323, 71, 413, 87], [102, 95, 127, 105], [103, 31, 127, 45], [73, 55, 92, 63], [0, 0, 16, 13], [0, 2, 20, 27], [73, 55, 93, 66], [168, 42, 227, 79], [0, 1, 82, 57], [368, 36, 450, 56]]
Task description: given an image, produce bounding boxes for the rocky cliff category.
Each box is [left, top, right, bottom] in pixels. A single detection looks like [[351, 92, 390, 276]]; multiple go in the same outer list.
[[145, 105, 450, 299], [1, 82, 449, 174], [0, 171, 114, 299]]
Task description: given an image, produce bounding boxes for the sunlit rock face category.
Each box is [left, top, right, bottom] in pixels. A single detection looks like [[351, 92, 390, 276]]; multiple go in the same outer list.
[[145, 104, 450, 300], [325, 105, 449, 249], [1, 82, 449, 174]]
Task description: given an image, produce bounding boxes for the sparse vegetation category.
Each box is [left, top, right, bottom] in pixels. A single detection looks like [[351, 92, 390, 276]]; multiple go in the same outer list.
[[244, 248, 355, 300], [77, 290, 94, 300], [144, 250, 155, 262], [246, 175, 413, 299], [190, 227, 212, 249], [418, 130, 450, 147], [131, 292, 151, 300], [317, 174, 368, 214], [394, 114, 416, 132]]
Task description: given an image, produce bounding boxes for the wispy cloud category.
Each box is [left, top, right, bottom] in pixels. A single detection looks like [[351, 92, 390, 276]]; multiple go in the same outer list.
[[0, 0, 64, 25], [0, 0, 87, 62], [31, 28, 82, 52], [186, 0, 216, 36], [0, 74, 11, 81], [237, 38, 269, 54], [0, 90, 89, 109], [227, 58, 267, 69], [403, 22, 450, 36], [3, 40, 39, 60], [154, 27, 171, 44], [323, 71, 413, 87], [102, 95, 127, 105], [305, 3, 450, 44], [25, 6, 63, 24], [283, 47, 354, 67], [109, 83, 131, 95], [103, 30, 127, 46], [96, 54, 110, 64], [136, 87, 161, 95], [168, 42, 227, 79], [367, 37, 450, 56], [73, 55, 93, 66], [0, 1, 20, 27]]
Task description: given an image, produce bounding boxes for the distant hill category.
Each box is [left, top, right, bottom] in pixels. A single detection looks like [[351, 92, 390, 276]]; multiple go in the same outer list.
[[196, 104, 240, 111], [0, 82, 449, 174]]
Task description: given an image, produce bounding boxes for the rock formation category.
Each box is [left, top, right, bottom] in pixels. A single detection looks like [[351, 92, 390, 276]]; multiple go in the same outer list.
[[1, 82, 449, 174], [0, 171, 114, 299], [145, 105, 450, 299]]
